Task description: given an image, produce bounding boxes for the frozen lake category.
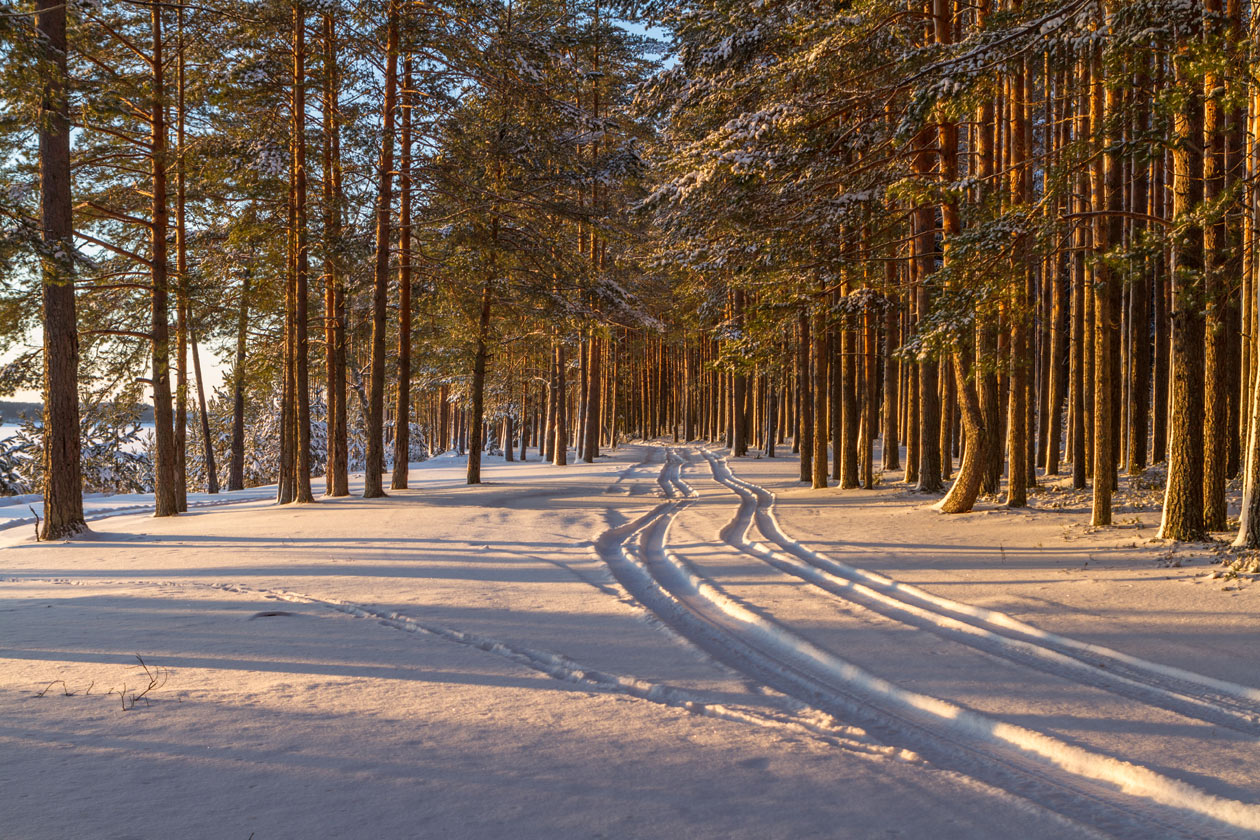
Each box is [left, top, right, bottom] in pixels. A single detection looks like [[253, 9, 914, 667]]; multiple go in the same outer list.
[[1, 423, 154, 454]]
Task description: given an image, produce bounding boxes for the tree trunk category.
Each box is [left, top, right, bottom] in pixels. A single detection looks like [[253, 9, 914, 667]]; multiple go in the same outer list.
[[938, 346, 988, 513], [277, 171, 296, 505], [1202, 0, 1228, 529], [905, 338, 920, 484], [1091, 42, 1122, 526], [291, 4, 313, 504], [882, 292, 900, 472], [583, 334, 601, 462], [1047, 252, 1068, 476], [468, 285, 493, 484], [798, 312, 812, 481], [150, 2, 178, 518], [1152, 149, 1170, 464], [322, 13, 348, 497], [765, 383, 777, 458], [173, 10, 189, 513], [576, 340, 588, 457], [228, 270, 249, 491], [391, 57, 414, 490], [521, 384, 530, 460], [1070, 65, 1089, 491], [36, 0, 86, 540], [841, 309, 860, 488], [1234, 347, 1260, 546], [1127, 57, 1151, 475], [913, 124, 942, 492], [363, 2, 399, 499], [553, 344, 568, 465], [863, 307, 877, 488], [190, 328, 218, 494], [830, 320, 842, 482], [731, 293, 748, 456], [1159, 50, 1206, 541], [811, 307, 829, 489]]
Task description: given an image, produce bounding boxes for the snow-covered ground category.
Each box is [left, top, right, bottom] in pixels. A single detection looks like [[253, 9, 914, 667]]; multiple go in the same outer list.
[[2, 445, 1258, 839]]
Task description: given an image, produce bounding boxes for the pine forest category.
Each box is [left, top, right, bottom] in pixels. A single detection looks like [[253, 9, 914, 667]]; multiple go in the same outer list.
[[4, 2, 1260, 838]]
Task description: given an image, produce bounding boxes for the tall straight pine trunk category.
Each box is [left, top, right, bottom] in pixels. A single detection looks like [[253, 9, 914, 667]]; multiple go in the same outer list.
[[322, 14, 349, 496], [1160, 43, 1207, 541], [36, 0, 85, 539], [291, 4, 313, 504], [150, 2, 178, 517], [364, 3, 399, 499], [468, 285, 493, 484], [391, 58, 414, 490]]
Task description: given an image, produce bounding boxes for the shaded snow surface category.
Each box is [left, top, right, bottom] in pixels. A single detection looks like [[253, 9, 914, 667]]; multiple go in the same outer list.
[[2, 444, 1258, 839]]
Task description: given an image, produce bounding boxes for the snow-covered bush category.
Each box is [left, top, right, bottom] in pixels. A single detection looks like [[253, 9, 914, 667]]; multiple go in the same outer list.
[[0, 421, 36, 495], [5, 403, 153, 496], [183, 385, 403, 490], [79, 410, 151, 494]]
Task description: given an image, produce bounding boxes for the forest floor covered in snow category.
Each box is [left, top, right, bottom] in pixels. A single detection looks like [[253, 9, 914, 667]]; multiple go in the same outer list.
[[2, 445, 1259, 839]]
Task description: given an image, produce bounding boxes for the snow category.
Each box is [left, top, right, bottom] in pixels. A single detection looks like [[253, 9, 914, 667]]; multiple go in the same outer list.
[[0, 483, 277, 536], [2, 444, 1258, 839]]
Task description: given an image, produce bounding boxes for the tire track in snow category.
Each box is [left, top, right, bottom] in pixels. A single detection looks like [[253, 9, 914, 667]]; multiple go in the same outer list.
[[656, 448, 697, 499], [698, 448, 1260, 737], [592, 454, 1260, 839], [604, 445, 661, 497], [670, 449, 697, 498]]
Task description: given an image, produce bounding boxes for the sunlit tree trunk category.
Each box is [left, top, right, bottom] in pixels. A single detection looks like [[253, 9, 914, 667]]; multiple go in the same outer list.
[[1160, 41, 1207, 541], [322, 13, 348, 497], [553, 343, 568, 465], [391, 57, 414, 490], [1127, 57, 1151, 475], [1006, 59, 1029, 508], [732, 289, 748, 456], [468, 284, 492, 484], [173, 9, 189, 512], [935, 0, 987, 514], [36, 0, 85, 539], [1202, 0, 1228, 529], [228, 270, 249, 491], [583, 332, 602, 463], [797, 312, 812, 481], [882, 284, 900, 472], [840, 288, 860, 489], [811, 304, 829, 489], [364, 2, 399, 499], [150, 1, 178, 518], [1091, 39, 1122, 526], [913, 126, 942, 492], [291, 3, 313, 504]]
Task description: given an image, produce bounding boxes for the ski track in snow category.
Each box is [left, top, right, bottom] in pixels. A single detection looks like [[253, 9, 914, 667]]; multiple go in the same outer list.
[[697, 448, 1260, 736], [588, 446, 1260, 840], [2, 574, 900, 765]]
